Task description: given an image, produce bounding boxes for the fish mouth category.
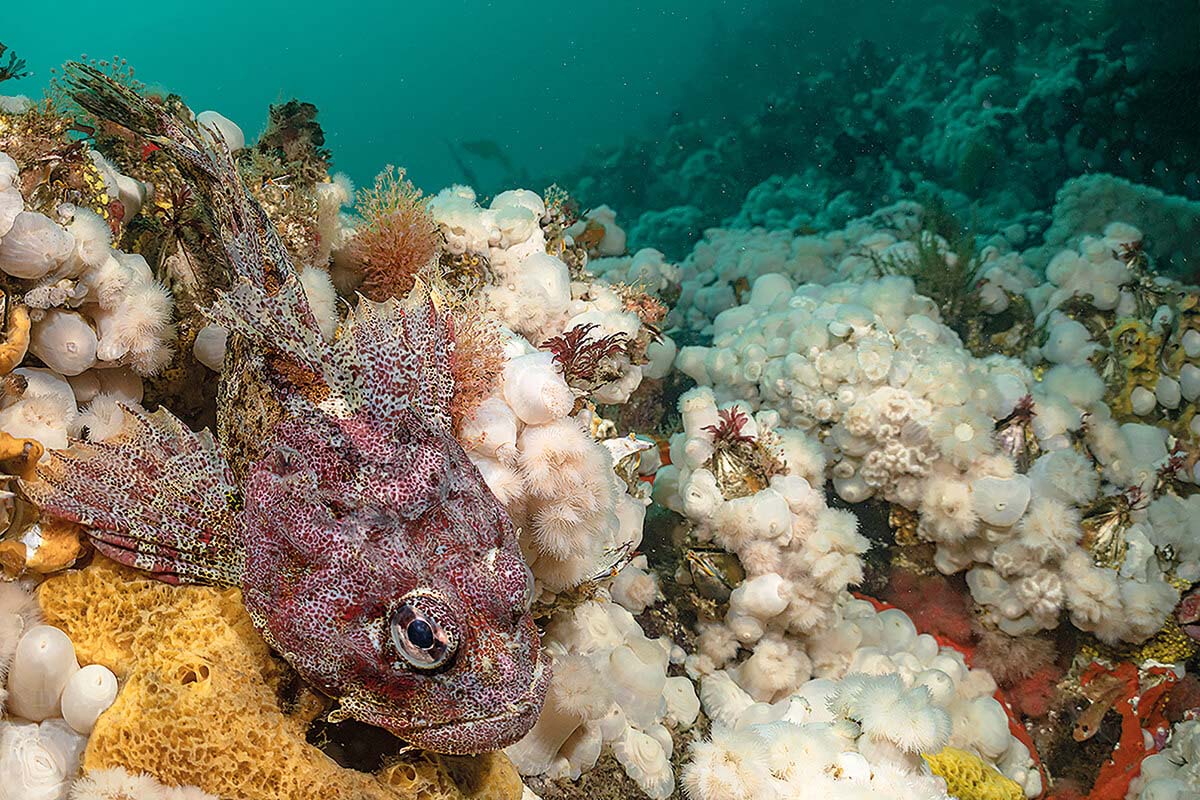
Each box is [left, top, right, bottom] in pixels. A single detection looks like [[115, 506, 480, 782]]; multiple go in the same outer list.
[[385, 657, 552, 754]]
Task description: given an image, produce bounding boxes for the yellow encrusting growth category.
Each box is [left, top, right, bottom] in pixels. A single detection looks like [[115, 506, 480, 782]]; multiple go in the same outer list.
[[0, 302, 31, 374], [36, 557, 523, 800], [0, 429, 43, 480], [379, 751, 524, 800], [922, 747, 1024, 800]]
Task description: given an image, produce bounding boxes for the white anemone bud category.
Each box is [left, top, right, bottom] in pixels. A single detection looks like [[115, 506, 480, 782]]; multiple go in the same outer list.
[[195, 110, 246, 151], [192, 323, 229, 372], [971, 474, 1031, 528], [29, 310, 98, 376], [7, 625, 80, 721], [503, 351, 574, 425], [0, 719, 86, 800], [0, 212, 74, 280], [0, 186, 22, 239], [60, 664, 119, 734]]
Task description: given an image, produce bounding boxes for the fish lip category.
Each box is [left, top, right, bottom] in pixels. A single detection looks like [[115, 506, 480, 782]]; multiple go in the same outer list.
[[374, 655, 552, 753], [413, 656, 552, 745]]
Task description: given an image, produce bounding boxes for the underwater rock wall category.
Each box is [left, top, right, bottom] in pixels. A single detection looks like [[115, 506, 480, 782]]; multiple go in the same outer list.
[[558, 0, 1200, 271]]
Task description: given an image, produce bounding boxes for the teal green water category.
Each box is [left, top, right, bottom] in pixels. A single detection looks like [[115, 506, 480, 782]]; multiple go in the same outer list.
[[5, 0, 1194, 265], [4, 0, 971, 194]]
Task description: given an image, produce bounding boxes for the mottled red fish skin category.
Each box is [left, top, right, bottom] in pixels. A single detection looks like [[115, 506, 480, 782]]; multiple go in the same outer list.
[[240, 406, 548, 752]]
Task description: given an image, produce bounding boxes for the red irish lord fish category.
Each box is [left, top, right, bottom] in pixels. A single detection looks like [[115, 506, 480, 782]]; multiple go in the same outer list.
[[23, 63, 549, 754]]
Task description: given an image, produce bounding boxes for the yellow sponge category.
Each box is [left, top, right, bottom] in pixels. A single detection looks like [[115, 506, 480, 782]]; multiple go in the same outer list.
[[923, 747, 1024, 800], [37, 558, 522, 800]]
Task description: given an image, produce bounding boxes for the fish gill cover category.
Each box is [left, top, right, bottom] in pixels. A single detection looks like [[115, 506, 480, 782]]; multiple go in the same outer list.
[[0, 1, 1198, 799]]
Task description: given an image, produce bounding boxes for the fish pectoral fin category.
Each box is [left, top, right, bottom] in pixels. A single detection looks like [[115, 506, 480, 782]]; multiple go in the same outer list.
[[325, 704, 352, 724], [21, 404, 245, 586]]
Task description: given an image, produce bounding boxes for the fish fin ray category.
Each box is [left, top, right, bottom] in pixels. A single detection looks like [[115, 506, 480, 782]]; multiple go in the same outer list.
[[21, 405, 244, 586], [206, 275, 331, 386], [65, 63, 457, 431], [64, 61, 325, 348], [334, 293, 455, 431]]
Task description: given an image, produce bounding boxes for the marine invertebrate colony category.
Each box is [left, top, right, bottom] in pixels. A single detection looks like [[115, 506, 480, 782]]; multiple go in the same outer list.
[[672, 215, 1197, 647], [680, 598, 1041, 800], [344, 166, 440, 302], [22, 64, 549, 754], [1, 8, 1196, 799]]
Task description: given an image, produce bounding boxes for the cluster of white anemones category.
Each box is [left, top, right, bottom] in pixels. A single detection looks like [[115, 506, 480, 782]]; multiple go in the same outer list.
[[671, 220, 1196, 644], [462, 334, 647, 594], [1130, 717, 1200, 800], [668, 202, 923, 332], [428, 188, 674, 404], [0, 582, 127, 800], [506, 578, 698, 800], [435, 187, 697, 797], [0, 151, 173, 379], [0, 150, 174, 460], [653, 386, 867, 687], [981, 222, 1200, 433], [649, 349, 1040, 796], [1021, 174, 1200, 275], [434, 184, 670, 591], [683, 599, 1039, 800], [587, 247, 681, 302]]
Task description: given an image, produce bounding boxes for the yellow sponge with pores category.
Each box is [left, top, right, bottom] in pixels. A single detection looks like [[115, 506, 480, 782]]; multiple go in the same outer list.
[[923, 747, 1024, 800]]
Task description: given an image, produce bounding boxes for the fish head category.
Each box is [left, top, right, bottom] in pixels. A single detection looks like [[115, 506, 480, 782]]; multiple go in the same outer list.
[[332, 542, 552, 754], [241, 414, 550, 753]]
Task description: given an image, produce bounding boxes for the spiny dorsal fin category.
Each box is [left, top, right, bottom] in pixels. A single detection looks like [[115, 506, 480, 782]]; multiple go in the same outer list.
[[65, 63, 455, 433], [329, 294, 455, 432], [64, 61, 325, 344]]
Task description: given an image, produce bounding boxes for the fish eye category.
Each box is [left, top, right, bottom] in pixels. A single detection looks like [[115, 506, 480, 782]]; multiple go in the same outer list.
[[390, 596, 455, 670]]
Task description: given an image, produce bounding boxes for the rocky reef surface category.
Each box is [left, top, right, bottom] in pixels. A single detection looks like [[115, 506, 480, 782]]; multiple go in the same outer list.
[[0, 16, 1197, 800]]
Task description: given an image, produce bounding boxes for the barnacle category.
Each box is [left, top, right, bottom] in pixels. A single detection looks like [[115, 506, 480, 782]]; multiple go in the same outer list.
[[889, 504, 921, 547], [698, 407, 785, 499], [993, 394, 1039, 473], [540, 183, 579, 257], [0, 100, 75, 167], [0, 112, 111, 218], [1080, 493, 1134, 569], [1083, 615, 1198, 666], [683, 547, 745, 602], [439, 250, 492, 296]]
